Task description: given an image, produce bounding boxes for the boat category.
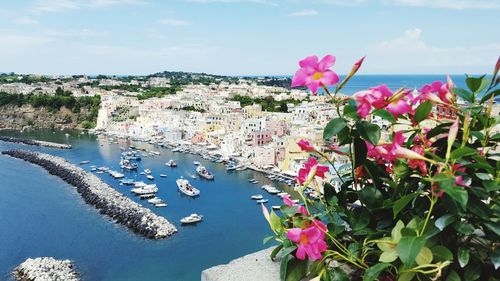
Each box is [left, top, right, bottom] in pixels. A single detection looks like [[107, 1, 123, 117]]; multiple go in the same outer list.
[[236, 165, 246, 171], [96, 171, 104, 174], [180, 213, 203, 224], [272, 206, 281, 210], [248, 179, 259, 184], [193, 161, 200, 165], [110, 171, 125, 179], [134, 181, 146, 187], [262, 185, 280, 194], [176, 178, 200, 197], [140, 193, 155, 199], [155, 203, 167, 207], [226, 164, 237, 171], [90, 167, 97, 172], [131, 184, 158, 195], [251, 194, 263, 200], [147, 175, 154, 180], [165, 160, 177, 167], [147, 197, 164, 204], [120, 178, 135, 185], [140, 172, 146, 175], [144, 169, 152, 174], [277, 192, 289, 197], [160, 174, 167, 178], [120, 158, 138, 170], [196, 165, 214, 180], [256, 199, 269, 204], [79, 160, 90, 165]]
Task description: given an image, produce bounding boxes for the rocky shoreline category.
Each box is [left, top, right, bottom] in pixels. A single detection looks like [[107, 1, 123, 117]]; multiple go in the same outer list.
[[2, 150, 177, 239], [0, 136, 72, 149], [13, 257, 80, 281]]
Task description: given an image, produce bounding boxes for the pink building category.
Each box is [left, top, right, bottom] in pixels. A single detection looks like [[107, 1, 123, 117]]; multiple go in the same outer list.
[[266, 120, 288, 137], [247, 130, 272, 146]]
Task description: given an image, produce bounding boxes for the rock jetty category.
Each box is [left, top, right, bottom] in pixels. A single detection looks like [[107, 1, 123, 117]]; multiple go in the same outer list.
[[0, 136, 72, 149], [2, 150, 177, 239], [13, 257, 80, 281]]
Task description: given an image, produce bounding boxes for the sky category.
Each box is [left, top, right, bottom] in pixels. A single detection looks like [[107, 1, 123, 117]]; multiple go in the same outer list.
[[0, 0, 499, 76]]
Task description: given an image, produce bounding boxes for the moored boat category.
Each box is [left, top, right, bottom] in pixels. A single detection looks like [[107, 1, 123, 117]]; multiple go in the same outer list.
[[165, 160, 177, 167], [176, 178, 200, 197], [180, 213, 203, 224], [251, 194, 263, 200], [196, 165, 214, 180]]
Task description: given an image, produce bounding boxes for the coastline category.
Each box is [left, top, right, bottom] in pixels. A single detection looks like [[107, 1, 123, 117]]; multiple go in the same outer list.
[[0, 135, 72, 149], [1, 149, 177, 239]]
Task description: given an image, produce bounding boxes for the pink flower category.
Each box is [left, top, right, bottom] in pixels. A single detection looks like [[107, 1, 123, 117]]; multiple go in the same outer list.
[[296, 157, 329, 185], [408, 146, 428, 175], [414, 79, 454, 104], [286, 224, 327, 261], [353, 85, 411, 118], [455, 176, 469, 187], [283, 196, 309, 216], [291, 55, 340, 94], [297, 139, 315, 152]]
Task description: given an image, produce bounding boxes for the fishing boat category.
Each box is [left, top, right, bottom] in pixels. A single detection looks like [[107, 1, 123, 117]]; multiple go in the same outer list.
[[147, 175, 154, 180], [165, 160, 177, 167], [120, 178, 135, 185], [160, 174, 167, 178], [180, 214, 203, 224], [256, 199, 269, 204], [272, 206, 281, 210], [79, 160, 90, 165], [140, 193, 155, 199], [131, 184, 158, 195], [251, 194, 263, 200], [193, 161, 200, 166], [176, 178, 200, 197], [196, 165, 214, 180], [144, 169, 152, 174]]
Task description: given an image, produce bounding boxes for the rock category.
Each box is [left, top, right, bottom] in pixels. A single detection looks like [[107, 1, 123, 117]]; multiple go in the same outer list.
[[201, 248, 279, 281], [13, 257, 80, 281], [0, 136, 72, 149], [2, 150, 177, 239]]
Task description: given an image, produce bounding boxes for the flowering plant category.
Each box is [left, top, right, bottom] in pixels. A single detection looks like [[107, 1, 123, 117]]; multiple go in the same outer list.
[[263, 55, 500, 281]]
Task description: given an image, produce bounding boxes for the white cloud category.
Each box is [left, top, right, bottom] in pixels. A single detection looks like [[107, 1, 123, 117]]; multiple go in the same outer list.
[[383, 0, 500, 9], [158, 18, 190, 26], [33, 0, 147, 13], [289, 9, 318, 16], [14, 16, 39, 25], [365, 28, 500, 73]]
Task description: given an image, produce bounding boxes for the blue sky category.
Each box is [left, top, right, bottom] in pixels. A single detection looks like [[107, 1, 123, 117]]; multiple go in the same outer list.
[[0, 0, 499, 75]]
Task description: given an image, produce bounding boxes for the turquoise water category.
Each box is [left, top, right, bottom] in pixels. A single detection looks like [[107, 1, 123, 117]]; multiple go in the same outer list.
[[0, 130, 289, 281]]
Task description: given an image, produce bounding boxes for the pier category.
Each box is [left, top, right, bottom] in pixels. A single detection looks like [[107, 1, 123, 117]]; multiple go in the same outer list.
[[2, 149, 177, 239], [13, 257, 80, 281], [0, 136, 72, 149]]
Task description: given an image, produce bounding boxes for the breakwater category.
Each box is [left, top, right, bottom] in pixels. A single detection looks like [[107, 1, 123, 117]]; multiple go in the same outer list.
[[1, 150, 177, 239], [13, 257, 80, 281], [0, 136, 72, 149]]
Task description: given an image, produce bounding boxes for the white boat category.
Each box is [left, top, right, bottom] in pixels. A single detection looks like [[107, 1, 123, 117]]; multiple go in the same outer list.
[[165, 160, 177, 167], [272, 206, 281, 210], [278, 192, 289, 197], [193, 161, 200, 165], [140, 193, 155, 199], [155, 203, 167, 208], [256, 199, 269, 204], [134, 181, 146, 187], [190, 174, 197, 179], [180, 213, 203, 224], [131, 184, 158, 195], [147, 175, 154, 180], [176, 178, 200, 197], [79, 160, 90, 165], [262, 185, 280, 194], [251, 194, 263, 200], [236, 165, 246, 171], [90, 167, 97, 172], [148, 197, 163, 204], [196, 165, 214, 180], [160, 174, 167, 178], [144, 169, 152, 174]]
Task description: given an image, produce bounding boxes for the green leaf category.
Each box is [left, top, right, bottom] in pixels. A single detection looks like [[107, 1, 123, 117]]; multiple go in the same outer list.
[[458, 247, 470, 268], [466, 75, 489, 93], [353, 137, 367, 168], [284, 257, 307, 281], [439, 181, 468, 210], [398, 272, 415, 281], [480, 89, 500, 103], [492, 248, 500, 270], [343, 104, 360, 120], [397, 236, 426, 266], [451, 147, 477, 159], [270, 245, 284, 261], [483, 180, 499, 192], [416, 247, 433, 265], [446, 271, 461, 281], [372, 109, 396, 123], [350, 207, 371, 231], [414, 101, 433, 123], [435, 214, 456, 231], [263, 235, 275, 245], [356, 121, 381, 145], [464, 263, 481, 281], [432, 245, 453, 262], [324, 182, 337, 207], [270, 211, 282, 232], [324, 118, 347, 140], [379, 249, 398, 263], [391, 220, 405, 243], [453, 223, 475, 235], [484, 222, 500, 236], [329, 268, 349, 281], [362, 263, 390, 281], [453, 88, 474, 103], [359, 186, 383, 209], [393, 194, 417, 218]]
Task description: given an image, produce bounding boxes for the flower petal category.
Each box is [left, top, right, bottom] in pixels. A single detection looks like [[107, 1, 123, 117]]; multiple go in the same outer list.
[[286, 228, 302, 242], [299, 56, 318, 68], [317, 55, 335, 71], [320, 70, 339, 86], [291, 69, 307, 87]]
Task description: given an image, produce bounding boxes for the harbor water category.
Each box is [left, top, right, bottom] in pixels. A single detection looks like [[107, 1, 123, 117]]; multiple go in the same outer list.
[[0, 130, 289, 281]]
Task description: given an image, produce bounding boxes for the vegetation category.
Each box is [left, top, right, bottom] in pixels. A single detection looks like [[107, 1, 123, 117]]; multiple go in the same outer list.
[[180, 106, 206, 113], [137, 87, 180, 100], [229, 94, 301, 112]]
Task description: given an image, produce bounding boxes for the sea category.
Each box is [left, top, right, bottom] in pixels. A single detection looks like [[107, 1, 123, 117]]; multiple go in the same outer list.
[[0, 75, 477, 281]]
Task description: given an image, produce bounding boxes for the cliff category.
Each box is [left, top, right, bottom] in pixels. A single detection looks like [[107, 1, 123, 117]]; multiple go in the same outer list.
[[0, 104, 94, 130]]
